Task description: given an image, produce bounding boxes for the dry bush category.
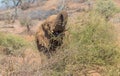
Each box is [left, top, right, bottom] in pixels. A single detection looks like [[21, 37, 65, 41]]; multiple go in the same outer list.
[[18, 14, 34, 35], [0, 49, 42, 76], [20, 2, 30, 10], [0, 12, 13, 23]]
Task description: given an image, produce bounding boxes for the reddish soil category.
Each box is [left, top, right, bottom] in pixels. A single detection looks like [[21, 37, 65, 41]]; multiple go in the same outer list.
[[114, 0, 120, 6]]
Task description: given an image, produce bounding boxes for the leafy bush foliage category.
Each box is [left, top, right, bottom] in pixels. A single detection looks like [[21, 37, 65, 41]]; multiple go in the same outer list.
[[66, 11, 119, 65], [73, 12, 118, 65]]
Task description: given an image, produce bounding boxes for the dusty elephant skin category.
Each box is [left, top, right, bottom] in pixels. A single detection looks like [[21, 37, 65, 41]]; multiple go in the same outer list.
[[35, 11, 68, 56]]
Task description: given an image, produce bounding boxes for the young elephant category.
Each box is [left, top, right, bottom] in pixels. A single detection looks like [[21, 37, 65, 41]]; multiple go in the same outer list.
[[35, 11, 68, 55]]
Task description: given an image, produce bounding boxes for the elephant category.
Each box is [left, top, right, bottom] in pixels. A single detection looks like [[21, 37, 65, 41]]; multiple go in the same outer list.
[[35, 11, 68, 57]]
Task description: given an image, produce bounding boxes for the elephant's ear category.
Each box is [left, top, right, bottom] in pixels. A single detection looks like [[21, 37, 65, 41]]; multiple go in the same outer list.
[[41, 23, 51, 39], [54, 11, 68, 32]]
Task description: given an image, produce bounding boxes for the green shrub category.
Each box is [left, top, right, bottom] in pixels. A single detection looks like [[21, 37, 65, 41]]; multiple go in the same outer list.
[[0, 33, 28, 49], [68, 11, 119, 65], [95, 0, 118, 19]]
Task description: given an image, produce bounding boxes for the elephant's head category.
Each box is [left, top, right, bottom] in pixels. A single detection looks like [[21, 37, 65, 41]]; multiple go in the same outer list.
[[42, 11, 68, 37]]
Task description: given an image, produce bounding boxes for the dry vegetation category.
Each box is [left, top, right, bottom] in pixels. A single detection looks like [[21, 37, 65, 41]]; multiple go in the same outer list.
[[0, 0, 120, 76]]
